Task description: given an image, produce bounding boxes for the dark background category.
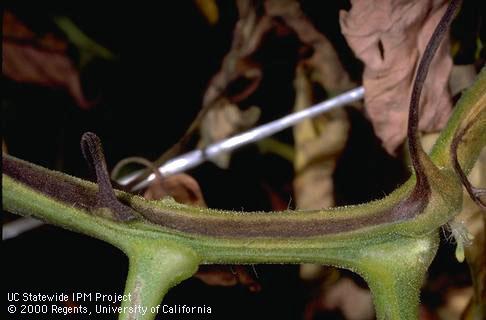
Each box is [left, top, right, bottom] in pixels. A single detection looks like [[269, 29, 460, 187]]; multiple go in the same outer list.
[[3, 1, 482, 319]]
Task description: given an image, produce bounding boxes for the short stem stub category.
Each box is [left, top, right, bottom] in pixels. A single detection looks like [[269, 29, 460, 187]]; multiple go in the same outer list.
[[118, 240, 200, 320]]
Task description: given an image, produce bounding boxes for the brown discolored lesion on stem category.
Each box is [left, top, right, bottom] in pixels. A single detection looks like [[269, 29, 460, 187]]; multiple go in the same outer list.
[[80, 132, 136, 221]]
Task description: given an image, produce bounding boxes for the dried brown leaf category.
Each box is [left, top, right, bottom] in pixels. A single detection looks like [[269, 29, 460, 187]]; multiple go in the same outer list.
[[202, 1, 270, 108], [194, 265, 261, 292], [198, 99, 260, 168], [144, 174, 207, 207], [196, 0, 355, 171], [2, 11, 67, 52], [194, 265, 239, 286], [2, 11, 92, 109], [340, 0, 453, 154]]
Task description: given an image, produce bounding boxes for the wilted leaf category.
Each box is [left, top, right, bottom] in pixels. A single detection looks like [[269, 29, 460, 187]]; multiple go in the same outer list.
[[2, 11, 92, 109], [199, 0, 356, 171], [340, 0, 453, 154], [144, 173, 207, 207], [198, 99, 260, 168], [194, 265, 239, 286], [2, 11, 67, 51], [201, 0, 270, 108], [195, 1, 273, 170], [168, 0, 267, 171], [194, 265, 261, 292], [292, 66, 349, 210]]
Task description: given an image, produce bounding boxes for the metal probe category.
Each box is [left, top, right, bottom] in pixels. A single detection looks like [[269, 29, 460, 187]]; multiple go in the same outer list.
[[119, 86, 364, 191]]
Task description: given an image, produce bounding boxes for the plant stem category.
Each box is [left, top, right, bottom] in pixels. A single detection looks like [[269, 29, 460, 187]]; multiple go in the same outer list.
[[119, 241, 199, 320], [357, 233, 439, 320]]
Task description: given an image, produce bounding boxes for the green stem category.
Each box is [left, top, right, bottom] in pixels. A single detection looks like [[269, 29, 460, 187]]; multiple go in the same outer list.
[[430, 67, 486, 172], [357, 234, 439, 320], [119, 241, 199, 320]]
